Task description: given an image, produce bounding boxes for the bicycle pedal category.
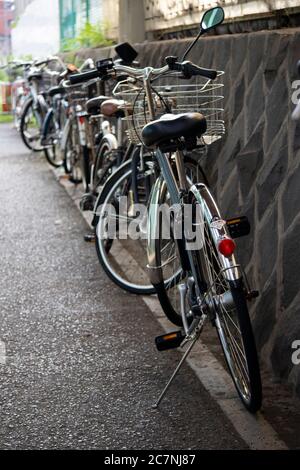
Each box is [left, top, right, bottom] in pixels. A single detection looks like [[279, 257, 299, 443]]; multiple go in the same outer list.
[[155, 331, 185, 351], [226, 216, 250, 239], [80, 194, 96, 212], [84, 233, 96, 243], [246, 290, 259, 300]]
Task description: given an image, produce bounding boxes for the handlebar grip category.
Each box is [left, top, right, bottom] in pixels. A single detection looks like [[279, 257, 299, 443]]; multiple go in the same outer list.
[[184, 62, 217, 80], [69, 69, 100, 85]]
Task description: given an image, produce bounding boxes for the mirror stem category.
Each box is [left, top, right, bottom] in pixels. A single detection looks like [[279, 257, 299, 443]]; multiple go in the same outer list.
[[181, 29, 202, 62]]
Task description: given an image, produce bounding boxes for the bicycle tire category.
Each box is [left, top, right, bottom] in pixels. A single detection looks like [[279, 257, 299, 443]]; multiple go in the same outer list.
[[94, 158, 156, 295], [154, 155, 209, 326], [216, 280, 262, 413], [192, 188, 262, 412], [43, 110, 63, 168], [20, 98, 44, 152], [93, 137, 118, 191], [63, 120, 82, 184]]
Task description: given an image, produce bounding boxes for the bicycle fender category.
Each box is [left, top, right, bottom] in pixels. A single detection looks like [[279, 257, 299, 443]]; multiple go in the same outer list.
[[146, 175, 166, 285], [102, 133, 118, 150], [189, 183, 242, 282], [60, 118, 71, 152]]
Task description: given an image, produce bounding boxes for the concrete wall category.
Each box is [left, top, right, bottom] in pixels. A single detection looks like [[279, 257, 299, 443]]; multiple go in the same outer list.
[[104, 0, 300, 43], [119, 0, 145, 44], [102, 0, 119, 40], [68, 27, 300, 396], [144, 0, 300, 36]]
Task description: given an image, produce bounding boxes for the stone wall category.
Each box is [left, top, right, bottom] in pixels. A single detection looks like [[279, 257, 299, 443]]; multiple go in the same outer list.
[[70, 27, 300, 395], [144, 0, 300, 37]]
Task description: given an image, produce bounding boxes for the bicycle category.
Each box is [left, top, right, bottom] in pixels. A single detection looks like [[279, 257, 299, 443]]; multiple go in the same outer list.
[[42, 59, 98, 173], [3, 60, 32, 131], [86, 6, 262, 412], [67, 43, 140, 211], [19, 56, 65, 165], [70, 50, 209, 293]]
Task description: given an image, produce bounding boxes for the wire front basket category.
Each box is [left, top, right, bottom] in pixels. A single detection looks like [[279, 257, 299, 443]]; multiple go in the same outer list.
[[114, 72, 225, 146]]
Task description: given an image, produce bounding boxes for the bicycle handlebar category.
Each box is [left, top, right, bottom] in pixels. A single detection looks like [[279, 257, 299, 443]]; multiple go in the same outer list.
[[34, 56, 65, 69], [68, 57, 218, 86], [165, 56, 217, 80], [69, 68, 100, 85], [1, 60, 33, 70], [180, 62, 217, 80]]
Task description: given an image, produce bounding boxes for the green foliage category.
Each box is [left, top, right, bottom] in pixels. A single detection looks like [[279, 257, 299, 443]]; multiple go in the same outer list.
[[61, 22, 114, 52], [0, 114, 13, 124]]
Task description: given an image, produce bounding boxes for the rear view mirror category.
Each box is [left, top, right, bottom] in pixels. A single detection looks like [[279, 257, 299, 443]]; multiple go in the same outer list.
[[181, 6, 225, 61], [115, 42, 138, 65], [201, 7, 224, 32]]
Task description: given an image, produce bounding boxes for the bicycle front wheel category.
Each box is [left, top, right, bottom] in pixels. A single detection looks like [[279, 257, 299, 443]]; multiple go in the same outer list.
[[64, 119, 83, 184], [20, 98, 44, 152], [94, 157, 155, 295], [43, 112, 64, 168], [93, 136, 118, 192], [154, 155, 209, 326]]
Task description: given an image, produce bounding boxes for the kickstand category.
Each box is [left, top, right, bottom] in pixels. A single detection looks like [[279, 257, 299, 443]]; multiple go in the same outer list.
[[152, 334, 199, 409]]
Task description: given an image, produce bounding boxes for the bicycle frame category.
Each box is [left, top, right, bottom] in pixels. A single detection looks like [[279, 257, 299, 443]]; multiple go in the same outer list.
[[124, 67, 242, 291]]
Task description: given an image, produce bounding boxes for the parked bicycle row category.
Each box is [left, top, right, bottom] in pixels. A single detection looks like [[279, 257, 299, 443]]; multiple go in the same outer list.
[[3, 7, 264, 414]]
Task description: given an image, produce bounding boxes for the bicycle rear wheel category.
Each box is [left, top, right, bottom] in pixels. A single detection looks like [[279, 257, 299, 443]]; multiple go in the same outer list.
[[192, 190, 262, 412]]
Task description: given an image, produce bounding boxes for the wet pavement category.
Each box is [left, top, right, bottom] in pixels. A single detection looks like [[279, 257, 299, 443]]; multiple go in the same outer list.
[[0, 123, 248, 450]]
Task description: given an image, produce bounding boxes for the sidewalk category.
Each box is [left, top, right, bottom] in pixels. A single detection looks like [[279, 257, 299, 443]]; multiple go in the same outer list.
[[0, 123, 247, 449]]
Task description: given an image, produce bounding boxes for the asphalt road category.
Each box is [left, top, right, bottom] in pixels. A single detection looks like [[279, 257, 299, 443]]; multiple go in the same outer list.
[[0, 123, 249, 449]]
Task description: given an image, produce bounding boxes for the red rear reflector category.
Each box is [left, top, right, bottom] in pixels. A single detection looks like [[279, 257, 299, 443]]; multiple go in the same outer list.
[[218, 237, 236, 258]]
